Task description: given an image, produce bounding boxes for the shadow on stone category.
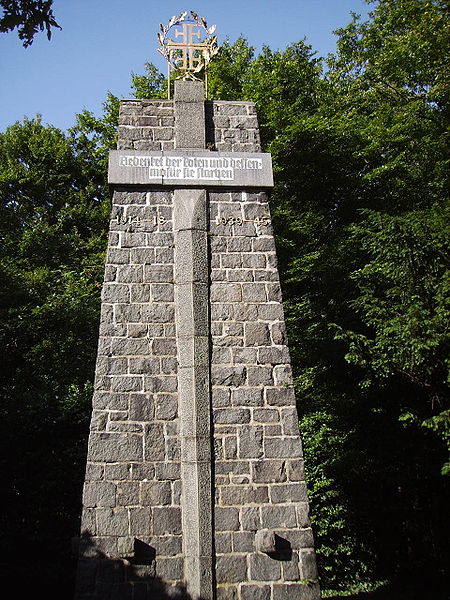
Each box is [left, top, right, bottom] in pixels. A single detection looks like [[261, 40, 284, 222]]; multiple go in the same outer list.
[[267, 534, 293, 562], [133, 538, 156, 565], [254, 529, 293, 562], [75, 531, 194, 600], [204, 102, 216, 150]]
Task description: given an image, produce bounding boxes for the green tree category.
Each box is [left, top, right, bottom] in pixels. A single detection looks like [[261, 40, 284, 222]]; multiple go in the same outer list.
[[0, 117, 109, 594], [210, 36, 378, 591], [207, 37, 255, 100], [0, 63, 165, 593], [130, 62, 167, 99], [327, 0, 450, 470], [206, 2, 450, 592], [0, 0, 60, 46], [290, 0, 450, 593]]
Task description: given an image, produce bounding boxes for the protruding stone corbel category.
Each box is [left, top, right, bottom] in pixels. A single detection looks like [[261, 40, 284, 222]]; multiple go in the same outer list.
[[255, 529, 277, 554]]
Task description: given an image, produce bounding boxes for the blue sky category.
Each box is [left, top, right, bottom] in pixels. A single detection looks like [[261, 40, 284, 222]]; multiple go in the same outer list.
[[0, 0, 371, 132]]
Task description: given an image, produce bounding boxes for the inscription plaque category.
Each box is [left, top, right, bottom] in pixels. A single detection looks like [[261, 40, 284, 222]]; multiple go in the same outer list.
[[108, 150, 274, 187]]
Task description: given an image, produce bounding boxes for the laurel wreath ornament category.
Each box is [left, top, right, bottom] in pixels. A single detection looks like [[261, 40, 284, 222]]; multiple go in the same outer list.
[[157, 11, 218, 80]]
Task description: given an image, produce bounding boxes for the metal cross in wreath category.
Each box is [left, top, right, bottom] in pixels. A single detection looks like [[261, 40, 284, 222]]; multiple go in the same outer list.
[[157, 11, 218, 96]]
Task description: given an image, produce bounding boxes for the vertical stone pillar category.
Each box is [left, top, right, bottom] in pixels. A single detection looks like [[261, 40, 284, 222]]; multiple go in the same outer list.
[[173, 81, 214, 600], [174, 188, 212, 599], [174, 80, 206, 149], [75, 81, 321, 600]]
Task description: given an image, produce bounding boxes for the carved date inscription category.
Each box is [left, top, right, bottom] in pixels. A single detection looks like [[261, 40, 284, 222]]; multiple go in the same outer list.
[[112, 214, 166, 226], [214, 215, 270, 227]]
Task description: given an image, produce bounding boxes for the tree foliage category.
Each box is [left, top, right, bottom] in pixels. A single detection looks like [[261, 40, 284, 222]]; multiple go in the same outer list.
[[0, 117, 110, 593], [326, 0, 450, 481], [0, 0, 60, 46], [130, 62, 167, 100], [212, 1, 450, 593]]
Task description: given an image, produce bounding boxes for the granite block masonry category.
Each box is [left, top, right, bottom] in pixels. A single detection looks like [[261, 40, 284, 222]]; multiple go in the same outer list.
[[75, 80, 321, 600]]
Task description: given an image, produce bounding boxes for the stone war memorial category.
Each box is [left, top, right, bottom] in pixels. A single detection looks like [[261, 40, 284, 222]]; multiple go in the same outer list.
[[75, 11, 320, 600]]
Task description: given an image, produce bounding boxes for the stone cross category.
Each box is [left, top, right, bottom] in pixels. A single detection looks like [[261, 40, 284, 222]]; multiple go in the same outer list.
[[74, 79, 321, 600]]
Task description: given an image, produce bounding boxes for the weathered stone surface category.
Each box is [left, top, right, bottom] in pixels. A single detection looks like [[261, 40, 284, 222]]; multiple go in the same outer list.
[[249, 553, 281, 580], [174, 80, 205, 149], [216, 586, 239, 600], [272, 583, 321, 600], [211, 365, 247, 387], [140, 481, 172, 506], [238, 426, 264, 458], [87, 432, 143, 463], [254, 529, 276, 553], [241, 507, 261, 532], [129, 507, 151, 536], [300, 549, 319, 580], [143, 423, 165, 460], [240, 585, 271, 600], [155, 556, 184, 580], [283, 551, 301, 581], [82, 482, 116, 508], [245, 322, 270, 347], [153, 507, 182, 535], [76, 90, 319, 600], [261, 505, 297, 529], [216, 555, 248, 583], [215, 507, 240, 532], [253, 460, 287, 484], [214, 408, 251, 425], [96, 508, 129, 536]]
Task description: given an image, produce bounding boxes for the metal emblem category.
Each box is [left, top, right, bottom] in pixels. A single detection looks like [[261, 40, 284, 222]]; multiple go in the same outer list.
[[157, 11, 218, 84]]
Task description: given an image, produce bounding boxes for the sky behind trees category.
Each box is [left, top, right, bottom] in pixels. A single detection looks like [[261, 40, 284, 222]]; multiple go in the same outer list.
[[0, 0, 370, 131]]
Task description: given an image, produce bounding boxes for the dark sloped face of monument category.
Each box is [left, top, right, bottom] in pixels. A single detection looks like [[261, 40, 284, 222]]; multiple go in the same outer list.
[[74, 13, 319, 600]]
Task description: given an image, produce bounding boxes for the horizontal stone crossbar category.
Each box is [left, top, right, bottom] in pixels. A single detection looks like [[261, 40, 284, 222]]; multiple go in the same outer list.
[[108, 150, 274, 188]]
